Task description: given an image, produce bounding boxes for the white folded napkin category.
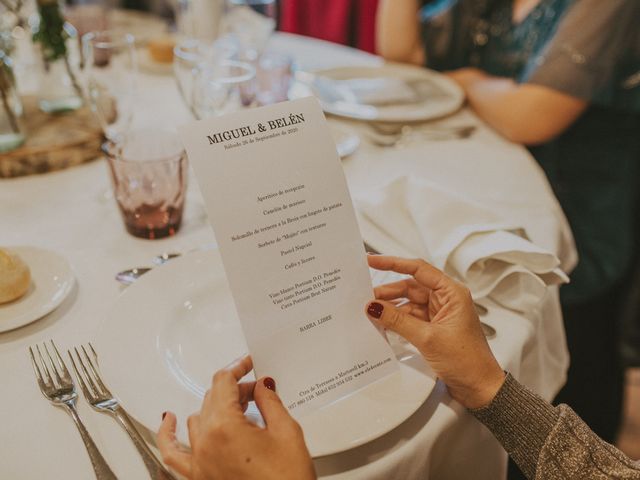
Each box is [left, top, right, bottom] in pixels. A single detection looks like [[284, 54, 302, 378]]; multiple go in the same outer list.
[[356, 176, 568, 312], [313, 77, 419, 106]]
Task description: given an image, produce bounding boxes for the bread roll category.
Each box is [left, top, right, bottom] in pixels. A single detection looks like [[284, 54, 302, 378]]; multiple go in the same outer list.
[[148, 36, 175, 64], [0, 249, 31, 304]]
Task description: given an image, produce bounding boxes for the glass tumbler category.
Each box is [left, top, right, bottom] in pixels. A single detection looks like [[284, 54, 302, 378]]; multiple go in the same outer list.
[[255, 51, 293, 106], [0, 52, 26, 152], [82, 31, 137, 142], [226, 0, 276, 20], [192, 59, 256, 118], [104, 129, 188, 239], [222, 0, 277, 60], [173, 38, 255, 119]]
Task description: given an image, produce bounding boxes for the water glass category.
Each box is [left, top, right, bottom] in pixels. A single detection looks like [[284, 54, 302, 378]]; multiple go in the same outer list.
[[34, 22, 83, 114], [82, 31, 137, 142], [192, 60, 256, 118], [173, 0, 224, 41], [173, 38, 214, 118], [223, 0, 276, 55], [254, 51, 293, 106], [174, 38, 255, 119], [226, 0, 277, 22], [0, 52, 26, 152], [104, 129, 188, 240]]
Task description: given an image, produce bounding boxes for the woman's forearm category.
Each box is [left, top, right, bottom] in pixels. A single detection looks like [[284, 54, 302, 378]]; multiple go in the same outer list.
[[376, 0, 425, 65], [471, 374, 559, 479], [447, 69, 587, 145], [472, 374, 640, 480]]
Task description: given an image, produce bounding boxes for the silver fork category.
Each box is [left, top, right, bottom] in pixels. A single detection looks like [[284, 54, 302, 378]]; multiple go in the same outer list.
[[29, 341, 117, 480], [69, 344, 176, 480]]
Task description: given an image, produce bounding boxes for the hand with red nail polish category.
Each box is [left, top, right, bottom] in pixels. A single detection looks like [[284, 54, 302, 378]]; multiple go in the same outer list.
[[157, 355, 315, 480], [366, 255, 505, 410]]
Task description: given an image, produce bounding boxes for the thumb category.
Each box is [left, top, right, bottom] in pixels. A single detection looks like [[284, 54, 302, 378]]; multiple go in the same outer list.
[[253, 377, 296, 431], [366, 300, 430, 346]]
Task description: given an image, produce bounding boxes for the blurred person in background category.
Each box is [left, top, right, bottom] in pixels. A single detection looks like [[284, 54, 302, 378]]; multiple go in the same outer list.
[[377, 0, 640, 455]]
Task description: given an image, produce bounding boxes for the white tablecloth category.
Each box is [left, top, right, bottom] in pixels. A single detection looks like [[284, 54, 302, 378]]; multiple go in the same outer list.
[[0, 32, 575, 479]]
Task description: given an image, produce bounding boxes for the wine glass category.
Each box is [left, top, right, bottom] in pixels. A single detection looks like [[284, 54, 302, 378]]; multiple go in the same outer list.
[[173, 37, 256, 119], [192, 60, 256, 118], [254, 51, 293, 106], [222, 0, 276, 57], [172, 0, 224, 42], [226, 0, 277, 20], [82, 31, 137, 142]]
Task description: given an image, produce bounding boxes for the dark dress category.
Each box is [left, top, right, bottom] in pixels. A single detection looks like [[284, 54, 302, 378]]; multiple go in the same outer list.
[[419, 0, 640, 447]]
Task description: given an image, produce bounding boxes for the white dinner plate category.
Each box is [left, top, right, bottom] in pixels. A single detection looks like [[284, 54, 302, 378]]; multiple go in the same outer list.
[[96, 249, 436, 457], [0, 246, 75, 333], [290, 64, 465, 123]]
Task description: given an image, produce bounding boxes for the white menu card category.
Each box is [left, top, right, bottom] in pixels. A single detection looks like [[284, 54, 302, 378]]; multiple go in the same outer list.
[[179, 97, 397, 416]]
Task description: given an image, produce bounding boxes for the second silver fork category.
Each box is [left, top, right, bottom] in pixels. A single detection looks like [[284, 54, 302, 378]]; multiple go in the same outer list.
[[29, 341, 117, 480], [69, 344, 176, 480]]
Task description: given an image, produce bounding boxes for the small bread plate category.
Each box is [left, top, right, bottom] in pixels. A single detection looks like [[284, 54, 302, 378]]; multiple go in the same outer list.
[[96, 249, 436, 457], [0, 246, 75, 333]]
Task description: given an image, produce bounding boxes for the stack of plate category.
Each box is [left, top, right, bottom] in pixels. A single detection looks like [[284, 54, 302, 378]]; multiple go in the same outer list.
[[96, 249, 437, 457]]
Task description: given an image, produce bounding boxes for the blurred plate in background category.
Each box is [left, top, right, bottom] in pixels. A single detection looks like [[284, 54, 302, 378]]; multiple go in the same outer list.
[[291, 64, 464, 123]]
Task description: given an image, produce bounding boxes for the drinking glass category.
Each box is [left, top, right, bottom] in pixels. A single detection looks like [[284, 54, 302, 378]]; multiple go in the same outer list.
[[192, 60, 255, 118], [225, 0, 277, 22], [174, 38, 255, 119], [254, 51, 293, 106], [223, 0, 276, 56], [173, 0, 224, 41], [173, 38, 212, 118], [82, 31, 137, 142], [104, 129, 188, 240], [0, 52, 26, 152], [34, 22, 83, 114]]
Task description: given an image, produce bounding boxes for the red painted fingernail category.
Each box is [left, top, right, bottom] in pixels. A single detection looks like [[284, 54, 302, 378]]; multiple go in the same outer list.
[[162, 411, 167, 420], [367, 302, 384, 319], [263, 377, 276, 392]]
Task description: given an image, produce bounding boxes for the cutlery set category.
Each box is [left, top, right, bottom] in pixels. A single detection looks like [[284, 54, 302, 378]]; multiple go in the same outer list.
[[363, 122, 477, 147], [115, 252, 182, 286], [29, 341, 176, 480]]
